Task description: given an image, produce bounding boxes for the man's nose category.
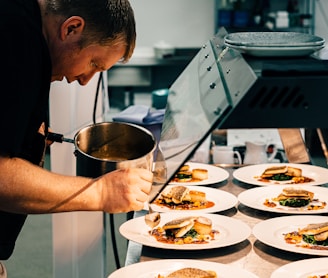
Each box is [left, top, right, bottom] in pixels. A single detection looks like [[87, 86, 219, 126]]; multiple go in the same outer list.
[[78, 71, 98, 86]]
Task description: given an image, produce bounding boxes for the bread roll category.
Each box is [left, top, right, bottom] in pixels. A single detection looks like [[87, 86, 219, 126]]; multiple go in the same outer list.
[[192, 169, 208, 180], [193, 216, 212, 235], [286, 166, 302, 177], [188, 190, 206, 203]]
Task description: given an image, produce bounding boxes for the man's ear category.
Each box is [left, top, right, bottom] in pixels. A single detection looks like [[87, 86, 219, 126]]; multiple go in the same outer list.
[[60, 16, 85, 41]]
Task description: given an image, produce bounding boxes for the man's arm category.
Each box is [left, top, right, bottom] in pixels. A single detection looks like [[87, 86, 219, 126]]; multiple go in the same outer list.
[[0, 156, 152, 214]]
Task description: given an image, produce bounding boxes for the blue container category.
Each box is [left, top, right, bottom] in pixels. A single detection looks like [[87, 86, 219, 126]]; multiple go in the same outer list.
[[218, 9, 232, 27], [233, 10, 250, 27]]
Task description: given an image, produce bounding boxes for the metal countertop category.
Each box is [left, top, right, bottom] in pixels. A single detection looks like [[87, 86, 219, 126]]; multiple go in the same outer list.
[[124, 166, 328, 278]]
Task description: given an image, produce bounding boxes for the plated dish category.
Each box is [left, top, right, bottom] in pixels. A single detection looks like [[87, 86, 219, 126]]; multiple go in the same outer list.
[[151, 185, 238, 213], [233, 163, 328, 186], [224, 32, 325, 47], [169, 162, 229, 186], [238, 185, 328, 214], [119, 212, 251, 250], [224, 32, 325, 57], [253, 215, 328, 256], [108, 259, 259, 278], [224, 43, 324, 57], [271, 257, 328, 278]]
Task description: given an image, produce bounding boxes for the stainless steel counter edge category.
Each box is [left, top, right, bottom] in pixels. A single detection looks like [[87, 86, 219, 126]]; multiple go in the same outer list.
[[125, 210, 146, 266]]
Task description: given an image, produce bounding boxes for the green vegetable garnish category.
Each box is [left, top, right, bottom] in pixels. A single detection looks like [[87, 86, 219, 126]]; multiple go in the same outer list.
[[176, 172, 192, 179], [279, 198, 310, 207], [271, 174, 293, 181], [302, 234, 328, 246]]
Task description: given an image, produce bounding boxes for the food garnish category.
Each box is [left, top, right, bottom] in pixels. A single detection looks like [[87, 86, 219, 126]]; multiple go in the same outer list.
[[284, 222, 328, 250], [171, 164, 208, 183], [154, 185, 214, 210], [150, 216, 219, 245], [263, 187, 326, 211], [256, 165, 314, 184]]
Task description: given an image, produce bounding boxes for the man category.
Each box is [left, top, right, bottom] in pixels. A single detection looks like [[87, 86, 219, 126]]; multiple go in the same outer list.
[[0, 0, 153, 267]]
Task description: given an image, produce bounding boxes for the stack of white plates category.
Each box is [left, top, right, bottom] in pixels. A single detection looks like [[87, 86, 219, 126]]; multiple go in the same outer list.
[[224, 32, 325, 57]]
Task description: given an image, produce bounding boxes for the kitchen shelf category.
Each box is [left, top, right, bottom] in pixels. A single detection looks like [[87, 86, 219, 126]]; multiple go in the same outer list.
[[216, 0, 315, 34]]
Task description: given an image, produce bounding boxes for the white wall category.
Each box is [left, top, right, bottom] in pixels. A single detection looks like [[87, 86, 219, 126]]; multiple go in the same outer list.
[[129, 0, 216, 48], [315, 0, 328, 41], [49, 75, 107, 278], [314, 0, 328, 59]]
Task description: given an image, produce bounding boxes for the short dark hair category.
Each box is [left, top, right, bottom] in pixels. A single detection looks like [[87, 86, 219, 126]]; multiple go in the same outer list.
[[44, 0, 136, 62]]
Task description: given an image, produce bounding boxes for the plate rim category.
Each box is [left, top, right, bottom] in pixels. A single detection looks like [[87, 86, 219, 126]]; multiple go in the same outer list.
[[224, 32, 325, 47], [225, 42, 324, 57], [225, 42, 325, 50], [108, 259, 259, 278], [271, 257, 328, 278], [238, 185, 328, 214], [253, 215, 328, 256], [119, 212, 251, 250], [233, 163, 328, 187], [151, 185, 238, 213]]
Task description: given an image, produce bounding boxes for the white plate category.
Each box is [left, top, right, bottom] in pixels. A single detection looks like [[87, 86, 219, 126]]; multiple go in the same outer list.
[[169, 162, 229, 186], [253, 215, 328, 256], [225, 32, 325, 47], [233, 163, 328, 186], [119, 212, 251, 250], [271, 257, 328, 278], [238, 185, 328, 214], [108, 259, 259, 278], [225, 42, 324, 57], [151, 185, 237, 213]]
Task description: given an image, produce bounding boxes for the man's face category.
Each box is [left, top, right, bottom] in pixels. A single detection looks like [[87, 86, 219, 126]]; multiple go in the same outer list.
[[50, 43, 125, 85]]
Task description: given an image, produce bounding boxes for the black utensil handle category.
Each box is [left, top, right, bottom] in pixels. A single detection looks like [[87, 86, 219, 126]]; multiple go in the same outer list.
[[47, 132, 74, 144]]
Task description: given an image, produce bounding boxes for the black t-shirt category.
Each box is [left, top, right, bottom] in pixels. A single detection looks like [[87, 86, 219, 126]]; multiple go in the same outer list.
[[0, 0, 51, 259]]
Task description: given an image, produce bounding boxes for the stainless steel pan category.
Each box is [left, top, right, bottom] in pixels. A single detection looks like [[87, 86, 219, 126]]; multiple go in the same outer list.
[[48, 122, 156, 178]]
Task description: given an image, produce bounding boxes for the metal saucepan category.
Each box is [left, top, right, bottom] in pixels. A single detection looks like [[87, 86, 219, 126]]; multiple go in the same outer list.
[[48, 122, 156, 178]]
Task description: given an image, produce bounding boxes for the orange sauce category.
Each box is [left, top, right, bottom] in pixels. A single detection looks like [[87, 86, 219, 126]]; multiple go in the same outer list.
[[284, 231, 328, 250], [154, 200, 215, 210], [256, 176, 314, 184], [304, 244, 328, 250], [307, 274, 328, 278], [263, 198, 326, 210], [149, 229, 219, 245], [171, 177, 204, 183], [263, 199, 277, 208]]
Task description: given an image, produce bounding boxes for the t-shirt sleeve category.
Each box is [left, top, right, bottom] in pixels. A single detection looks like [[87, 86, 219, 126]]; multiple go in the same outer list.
[[0, 14, 50, 158]]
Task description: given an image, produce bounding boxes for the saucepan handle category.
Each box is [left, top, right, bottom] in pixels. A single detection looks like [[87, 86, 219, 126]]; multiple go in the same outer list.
[[47, 132, 75, 144]]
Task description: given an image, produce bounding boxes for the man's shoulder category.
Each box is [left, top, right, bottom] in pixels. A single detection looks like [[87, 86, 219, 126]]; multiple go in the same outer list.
[[0, 0, 41, 23]]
